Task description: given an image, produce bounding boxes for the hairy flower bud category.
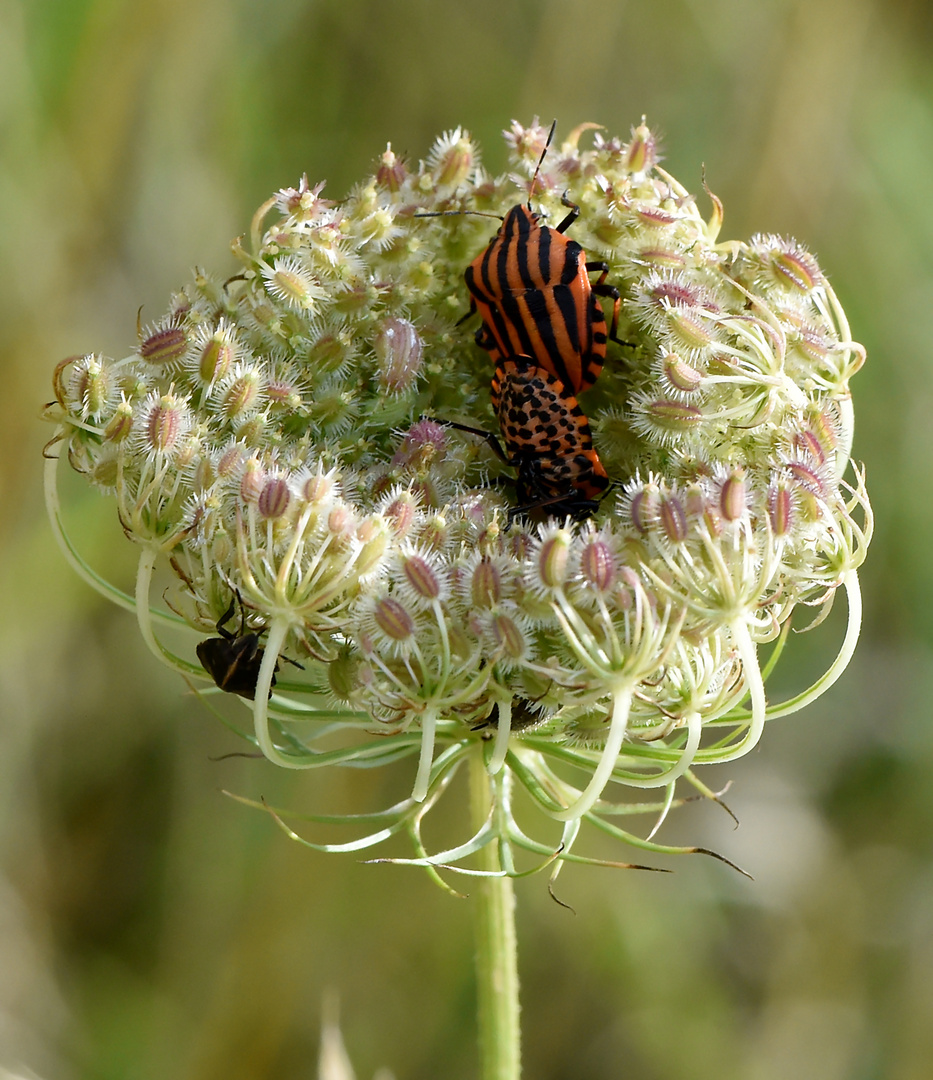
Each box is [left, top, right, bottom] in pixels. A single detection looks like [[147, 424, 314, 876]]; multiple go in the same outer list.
[[104, 400, 134, 443], [658, 492, 689, 544], [660, 352, 705, 394], [258, 476, 291, 520], [533, 528, 572, 591], [429, 127, 476, 188], [719, 470, 746, 523], [136, 392, 191, 459], [768, 479, 795, 538], [239, 457, 264, 504], [374, 317, 423, 394], [399, 549, 443, 602], [487, 612, 527, 663], [376, 144, 408, 192], [584, 539, 617, 592], [139, 324, 188, 366], [471, 556, 503, 609], [624, 120, 657, 174]]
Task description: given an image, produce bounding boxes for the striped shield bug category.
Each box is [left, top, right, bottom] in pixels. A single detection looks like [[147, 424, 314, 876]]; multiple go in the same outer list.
[[436, 355, 609, 522], [462, 120, 623, 401]]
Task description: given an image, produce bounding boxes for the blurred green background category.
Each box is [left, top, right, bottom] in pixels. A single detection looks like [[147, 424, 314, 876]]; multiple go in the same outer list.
[[2, 0, 930, 1077]]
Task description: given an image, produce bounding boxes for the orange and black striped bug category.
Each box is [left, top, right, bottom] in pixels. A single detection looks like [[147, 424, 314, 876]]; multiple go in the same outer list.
[[436, 355, 609, 523], [197, 591, 301, 700], [462, 120, 623, 402]]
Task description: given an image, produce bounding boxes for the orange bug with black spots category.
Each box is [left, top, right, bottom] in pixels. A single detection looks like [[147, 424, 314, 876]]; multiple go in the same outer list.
[[437, 354, 609, 523]]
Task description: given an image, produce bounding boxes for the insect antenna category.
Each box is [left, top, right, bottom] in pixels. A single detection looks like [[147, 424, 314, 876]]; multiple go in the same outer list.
[[527, 118, 558, 207]]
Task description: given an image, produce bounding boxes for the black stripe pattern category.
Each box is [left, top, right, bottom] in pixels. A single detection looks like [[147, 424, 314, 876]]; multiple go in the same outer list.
[[465, 204, 606, 399]]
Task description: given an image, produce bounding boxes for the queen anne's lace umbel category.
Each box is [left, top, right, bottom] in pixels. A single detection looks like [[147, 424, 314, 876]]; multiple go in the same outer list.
[[45, 120, 871, 880]]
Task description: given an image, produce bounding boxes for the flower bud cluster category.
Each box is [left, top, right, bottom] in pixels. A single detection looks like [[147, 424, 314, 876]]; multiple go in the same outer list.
[[47, 118, 870, 871]]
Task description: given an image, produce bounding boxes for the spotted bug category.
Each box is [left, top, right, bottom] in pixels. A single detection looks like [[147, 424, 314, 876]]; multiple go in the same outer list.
[[438, 355, 609, 521], [463, 121, 622, 402], [196, 592, 281, 700], [497, 356, 609, 512]]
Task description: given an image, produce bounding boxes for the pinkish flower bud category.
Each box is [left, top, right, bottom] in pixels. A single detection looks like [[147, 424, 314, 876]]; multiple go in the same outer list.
[[267, 378, 301, 409], [624, 121, 657, 173], [400, 552, 442, 601], [784, 460, 827, 500], [303, 470, 334, 504], [719, 470, 746, 522], [328, 504, 353, 537], [652, 398, 705, 424], [392, 420, 447, 469], [793, 410, 838, 467], [258, 477, 291, 520], [579, 538, 615, 592], [768, 480, 795, 538], [791, 322, 833, 364], [384, 492, 418, 536], [240, 457, 264, 504], [648, 277, 706, 309], [658, 493, 688, 544], [374, 317, 423, 394], [772, 248, 821, 292], [628, 485, 660, 535], [636, 248, 688, 269], [768, 245, 820, 293], [633, 204, 679, 227], [144, 395, 187, 456], [373, 596, 415, 642], [217, 444, 245, 478], [376, 144, 408, 192], [488, 613, 526, 661], [140, 325, 187, 366]]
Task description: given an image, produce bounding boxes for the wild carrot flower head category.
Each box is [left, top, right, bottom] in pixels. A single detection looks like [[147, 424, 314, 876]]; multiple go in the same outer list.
[[45, 119, 870, 883]]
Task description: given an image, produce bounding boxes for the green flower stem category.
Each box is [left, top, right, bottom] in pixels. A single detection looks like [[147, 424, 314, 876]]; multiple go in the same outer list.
[[470, 753, 521, 1080]]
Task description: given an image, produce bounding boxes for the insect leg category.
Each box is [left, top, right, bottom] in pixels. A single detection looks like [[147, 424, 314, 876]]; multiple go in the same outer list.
[[456, 296, 478, 328], [429, 417, 510, 463], [555, 193, 580, 233], [215, 595, 238, 640], [586, 261, 624, 344]]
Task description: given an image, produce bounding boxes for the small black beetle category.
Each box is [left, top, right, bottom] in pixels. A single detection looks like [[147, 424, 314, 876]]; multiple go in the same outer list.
[[196, 592, 278, 700]]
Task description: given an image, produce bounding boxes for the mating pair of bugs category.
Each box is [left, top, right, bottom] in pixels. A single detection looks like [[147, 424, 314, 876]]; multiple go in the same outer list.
[[434, 118, 623, 521], [201, 122, 623, 697]]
